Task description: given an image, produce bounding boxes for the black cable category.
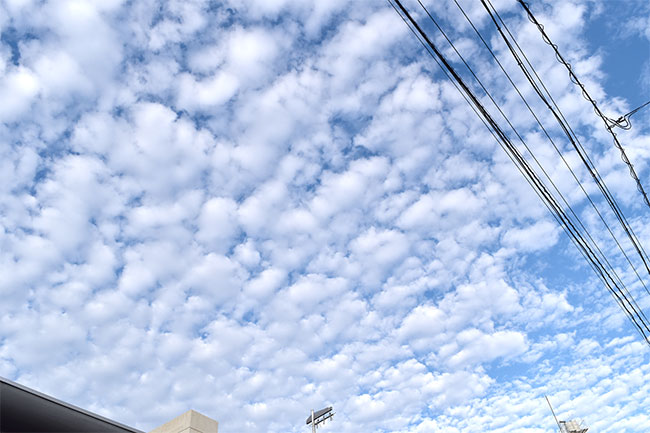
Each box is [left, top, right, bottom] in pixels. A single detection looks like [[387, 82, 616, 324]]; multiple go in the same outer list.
[[386, 0, 589, 266], [481, 0, 650, 292], [414, 0, 583, 241], [477, 0, 650, 339], [517, 0, 650, 211], [386, 0, 507, 158], [477, 0, 650, 325], [451, 0, 650, 314], [471, 1, 650, 342], [612, 100, 650, 130], [497, 16, 650, 277], [389, 0, 650, 343], [425, 0, 650, 308], [387, 0, 583, 255]]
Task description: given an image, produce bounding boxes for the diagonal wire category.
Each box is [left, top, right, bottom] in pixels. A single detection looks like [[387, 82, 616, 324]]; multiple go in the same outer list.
[[475, 0, 650, 328], [427, 0, 650, 341], [422, 0, 650, 306], [451, 0, 650, 303], [389, 0, 650, 344], [517, 0, 650, 211], [480, 0, 650, 290], [478, 0, 650, 325]]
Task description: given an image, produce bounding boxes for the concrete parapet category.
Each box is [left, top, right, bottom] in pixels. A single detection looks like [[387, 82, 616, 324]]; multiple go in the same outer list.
[[149, 409, 218, 433]]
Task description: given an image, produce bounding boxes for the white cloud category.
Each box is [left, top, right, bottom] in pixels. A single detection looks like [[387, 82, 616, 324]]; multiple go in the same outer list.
[[445, 328, 528, 368], [502, 220, 560, 252], [0, 0, 649, 432], [196, 197, 240, 252], [0, 66, 39, 121], [176, 71, 240, 111]]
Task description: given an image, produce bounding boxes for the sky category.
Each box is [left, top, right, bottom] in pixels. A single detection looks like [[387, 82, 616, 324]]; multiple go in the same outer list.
[[1, 0, 650, 432]]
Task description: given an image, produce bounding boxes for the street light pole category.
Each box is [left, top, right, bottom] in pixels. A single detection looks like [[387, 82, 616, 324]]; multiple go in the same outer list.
[[305, 406, 334, 432]]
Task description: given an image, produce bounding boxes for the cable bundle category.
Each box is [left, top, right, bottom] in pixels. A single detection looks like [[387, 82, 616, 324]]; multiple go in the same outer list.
[[389, 0, 650, 344]]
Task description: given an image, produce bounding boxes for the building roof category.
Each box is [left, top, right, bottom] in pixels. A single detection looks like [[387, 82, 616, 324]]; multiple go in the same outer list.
[[0, 376, 143, 433]]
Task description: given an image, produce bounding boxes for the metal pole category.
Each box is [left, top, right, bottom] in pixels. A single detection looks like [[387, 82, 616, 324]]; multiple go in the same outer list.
[[311, 409, 315, 433], [545, 395, 562, 432]]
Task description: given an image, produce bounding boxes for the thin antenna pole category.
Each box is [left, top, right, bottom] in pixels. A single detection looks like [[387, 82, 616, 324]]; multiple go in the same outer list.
[[311, 409, 315, 433], [545, 395, 562, 432]]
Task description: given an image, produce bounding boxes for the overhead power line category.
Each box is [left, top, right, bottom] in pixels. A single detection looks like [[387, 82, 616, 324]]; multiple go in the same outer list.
[[476, 0, 650, 292], [388, 0, 650, 344], [451, 0, 650, 301], [516, 0, 650, 210], [447, 0, 650, 323], [421, 0, 650, 303]]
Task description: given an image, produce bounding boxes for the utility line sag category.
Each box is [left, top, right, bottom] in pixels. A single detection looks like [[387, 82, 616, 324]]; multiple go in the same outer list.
[[517, 0, 650, 211], [389, 0, 650, 344]]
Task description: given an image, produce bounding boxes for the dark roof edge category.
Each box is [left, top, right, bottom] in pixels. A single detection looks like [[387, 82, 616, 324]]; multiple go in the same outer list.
[[0, 376, 144, 433]]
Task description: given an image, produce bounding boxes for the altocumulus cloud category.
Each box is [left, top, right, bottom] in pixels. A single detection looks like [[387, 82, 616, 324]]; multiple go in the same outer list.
[[1, 0, 650, 432]]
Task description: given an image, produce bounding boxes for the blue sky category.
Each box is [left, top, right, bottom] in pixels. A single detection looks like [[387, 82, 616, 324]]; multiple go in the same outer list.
[[1, 0, 650, 432]]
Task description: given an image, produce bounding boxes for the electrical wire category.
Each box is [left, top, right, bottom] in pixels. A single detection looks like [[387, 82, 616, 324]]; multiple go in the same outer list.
[[476, 0, 650, 331], [476, 0, 650, 324], [389, 0, 650, 344], [444, 0, 650, 341], [611, 100, 650, 130], [450, 0, 650, 310], [421, 0, 650, 309], [517, 0, 650, 211], [479, 0, 650, 324], [485, 0, 650, 334], [480, 0, 650, 285], [488, 6, 650, 273]]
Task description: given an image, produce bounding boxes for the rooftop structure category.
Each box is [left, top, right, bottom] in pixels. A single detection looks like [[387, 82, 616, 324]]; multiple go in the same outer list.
[[149, 410, 218, 433], [0, 376, 218, 433], [559, 419, 588, 433]]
